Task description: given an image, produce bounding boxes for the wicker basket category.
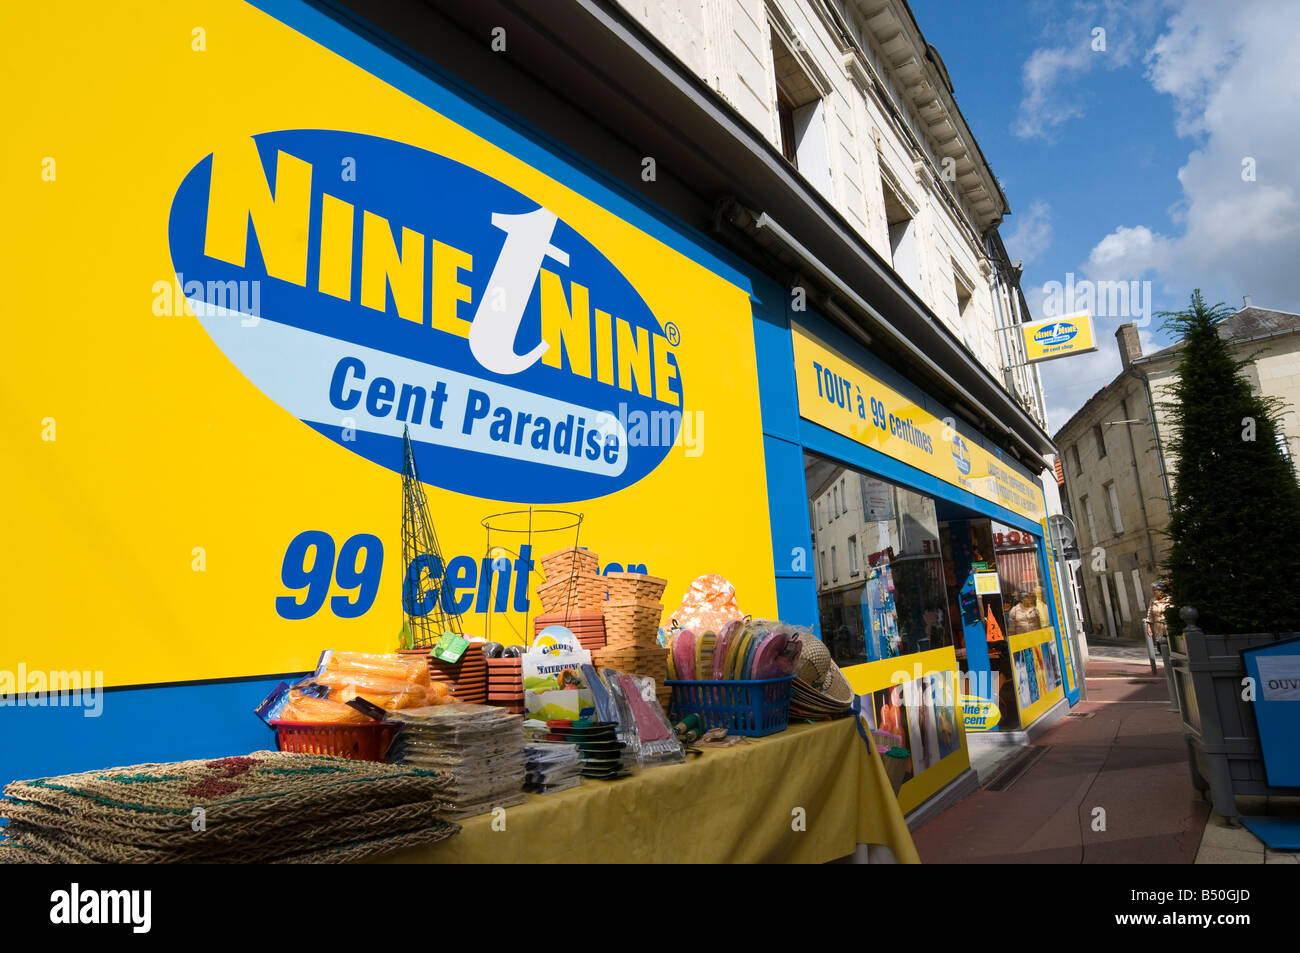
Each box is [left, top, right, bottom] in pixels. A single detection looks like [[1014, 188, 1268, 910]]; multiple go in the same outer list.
[[602, 599, 663, 646], [591, 645, 669, 678], [604, 572, 668, 603], [536, 572, 608, 614], [541, 547, 599, 581], [604, 631, 664, 651]]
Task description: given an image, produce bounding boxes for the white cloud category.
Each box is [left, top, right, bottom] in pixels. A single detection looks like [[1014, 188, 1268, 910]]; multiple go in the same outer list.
[[1041, 0, 1300, 431], [1044, 341, 1124, 433], [1082, 0, 1300, 309], [1013, 0, 1166, 140], [1004, 199, 1054, 266], [1084, 225, 1171, 278], [1015, 45, 1090, 139]]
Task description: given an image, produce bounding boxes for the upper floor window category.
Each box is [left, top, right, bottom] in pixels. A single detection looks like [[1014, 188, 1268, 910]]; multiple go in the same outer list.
[[770, 29, 833, 198], [881, 170, 920, 292], [1093, 424, 1107, 459], [954, 275, 973, 328], [1105, 481, 1124, 535], [1081, 494, 1098, 545]]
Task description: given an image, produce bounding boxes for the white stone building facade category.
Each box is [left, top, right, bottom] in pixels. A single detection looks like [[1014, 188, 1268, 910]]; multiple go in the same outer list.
[[616, 0, 1050, 430]]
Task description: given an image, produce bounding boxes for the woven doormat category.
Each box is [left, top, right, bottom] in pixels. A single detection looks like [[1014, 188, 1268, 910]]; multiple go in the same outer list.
[[0, 751, 460, 864]]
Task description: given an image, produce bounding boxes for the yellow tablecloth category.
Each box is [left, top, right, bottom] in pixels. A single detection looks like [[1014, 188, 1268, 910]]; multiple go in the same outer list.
[[373, 719, 919, 864]]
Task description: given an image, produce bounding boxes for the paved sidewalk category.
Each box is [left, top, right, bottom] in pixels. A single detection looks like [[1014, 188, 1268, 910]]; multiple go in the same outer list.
[[913, 654, 1211, 863]]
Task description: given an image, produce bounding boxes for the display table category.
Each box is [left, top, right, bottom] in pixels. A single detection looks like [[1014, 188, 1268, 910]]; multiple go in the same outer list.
[[373, 719, 920, 864]]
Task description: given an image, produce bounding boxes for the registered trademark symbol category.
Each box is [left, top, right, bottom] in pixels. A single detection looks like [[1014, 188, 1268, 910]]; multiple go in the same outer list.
[[665, 322, 681, 346]]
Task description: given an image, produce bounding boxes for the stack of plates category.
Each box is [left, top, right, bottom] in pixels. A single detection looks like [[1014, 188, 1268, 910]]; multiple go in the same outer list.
[[387, 704, 527, 819], [540, 720, 631, 780], [398, 644, 488, 705], [533, 612, 606, 651], [486, 657, 524, 713]]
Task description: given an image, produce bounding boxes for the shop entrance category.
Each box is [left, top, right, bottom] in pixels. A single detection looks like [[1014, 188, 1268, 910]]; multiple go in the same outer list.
[[803, 449, 1063, 741], [937, 508, 1064, 732]]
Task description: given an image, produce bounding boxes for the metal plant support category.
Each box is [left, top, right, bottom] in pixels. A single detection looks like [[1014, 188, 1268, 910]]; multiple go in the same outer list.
[[481, 508, 584, 645], [400, 427, 465, 648]]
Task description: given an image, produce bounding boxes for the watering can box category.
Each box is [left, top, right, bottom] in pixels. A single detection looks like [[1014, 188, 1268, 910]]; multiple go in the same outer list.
[[523, 644, 595, 722]]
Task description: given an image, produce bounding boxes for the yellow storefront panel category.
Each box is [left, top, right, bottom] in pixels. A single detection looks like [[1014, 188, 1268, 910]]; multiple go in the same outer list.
[[2, 1, 776, 687]]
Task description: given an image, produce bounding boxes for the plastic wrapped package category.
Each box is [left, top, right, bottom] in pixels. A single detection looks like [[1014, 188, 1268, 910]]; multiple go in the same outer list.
[[277, 693, 372, 724], [313, 671, 426, 696], [310, 672, 453, 710], [603, 670, 683, 768], [325, 651, 431, 687], [667, 573, 744, 637]]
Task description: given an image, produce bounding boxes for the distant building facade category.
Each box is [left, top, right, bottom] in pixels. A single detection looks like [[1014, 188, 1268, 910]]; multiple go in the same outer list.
[[1055, 305, 1300, 640]]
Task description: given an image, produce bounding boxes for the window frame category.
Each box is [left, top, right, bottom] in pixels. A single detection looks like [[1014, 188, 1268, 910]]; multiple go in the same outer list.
[[1105, 481, 1124, 535]]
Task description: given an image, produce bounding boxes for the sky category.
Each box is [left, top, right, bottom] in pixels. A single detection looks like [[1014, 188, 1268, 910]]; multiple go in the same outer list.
[[910, 0, 1300, 433]]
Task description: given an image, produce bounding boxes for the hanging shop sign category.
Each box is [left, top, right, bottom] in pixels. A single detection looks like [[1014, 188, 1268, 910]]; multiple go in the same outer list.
[[1020, 312, 1097, 363], [791, 325, 1047, 522], [4, 0, 776, 688]]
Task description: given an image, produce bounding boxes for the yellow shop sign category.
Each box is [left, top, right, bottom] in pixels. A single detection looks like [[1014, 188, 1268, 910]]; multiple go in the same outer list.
[[791, 325, 1046, 522], [1021, 312, 1097, 363]]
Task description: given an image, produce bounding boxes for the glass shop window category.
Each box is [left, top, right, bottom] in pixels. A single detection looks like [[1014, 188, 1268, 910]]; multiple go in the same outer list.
[[992, 522, 1048, 636], [804, 451, 953, 666]]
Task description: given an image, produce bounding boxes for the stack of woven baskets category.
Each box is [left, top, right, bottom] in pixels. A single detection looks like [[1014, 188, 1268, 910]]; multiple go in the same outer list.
[[594, 572, 671, 710], [537, 547, 607, 615]]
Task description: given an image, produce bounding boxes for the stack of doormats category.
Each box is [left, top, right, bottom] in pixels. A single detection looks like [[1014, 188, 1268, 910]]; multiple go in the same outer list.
[[532, 611, 606, 650], [594, 573, 671, 710], [487, 656, 525, 713], [399, 643, 488, 705], [0, 752, 458, 864], [386, 704, 527, 819], [537, 547, 607, 615], [522, 742, 583, 794]]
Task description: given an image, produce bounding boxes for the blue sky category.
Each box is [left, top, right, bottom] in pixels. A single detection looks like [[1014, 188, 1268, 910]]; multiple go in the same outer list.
[[910, 0, 1300, 432]]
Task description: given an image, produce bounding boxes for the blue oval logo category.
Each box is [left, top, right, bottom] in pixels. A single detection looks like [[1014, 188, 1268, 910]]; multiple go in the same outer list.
[[167, 130, 683, 503], [951, 433, 972, 476], [1034, 322, 1078, 347]]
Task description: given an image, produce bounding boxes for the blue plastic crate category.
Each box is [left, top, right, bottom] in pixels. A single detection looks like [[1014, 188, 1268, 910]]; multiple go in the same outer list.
[[666, 676, 793, 737]]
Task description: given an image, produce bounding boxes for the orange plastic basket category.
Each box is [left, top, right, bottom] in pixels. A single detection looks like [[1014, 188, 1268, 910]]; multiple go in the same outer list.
[[271, 720, 394, 762]]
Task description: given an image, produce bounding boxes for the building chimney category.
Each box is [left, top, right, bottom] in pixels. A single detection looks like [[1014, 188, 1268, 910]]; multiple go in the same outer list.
[[1243, 294, 1253, 308], [1116, 323, 1142, 370]]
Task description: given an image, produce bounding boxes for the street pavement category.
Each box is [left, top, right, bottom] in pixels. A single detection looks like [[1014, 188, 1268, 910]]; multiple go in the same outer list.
[[912, 647, 1211, 863]]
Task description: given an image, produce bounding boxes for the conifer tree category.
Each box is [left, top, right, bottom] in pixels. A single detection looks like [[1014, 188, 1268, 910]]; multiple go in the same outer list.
[[1159, 291, 1300, 634]]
